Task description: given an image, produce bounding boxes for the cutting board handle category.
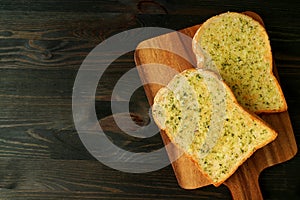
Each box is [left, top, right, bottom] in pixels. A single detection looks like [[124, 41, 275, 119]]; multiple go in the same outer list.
[[224, 161, 263, 200]]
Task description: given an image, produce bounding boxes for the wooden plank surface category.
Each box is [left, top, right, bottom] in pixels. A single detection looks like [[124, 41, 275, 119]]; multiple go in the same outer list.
[[135, 11, 297, 199], [0, 1, 299, 199]]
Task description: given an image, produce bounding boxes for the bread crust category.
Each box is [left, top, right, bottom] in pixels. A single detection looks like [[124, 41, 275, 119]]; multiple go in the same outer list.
[[192, 12, 287, 114], [153, 68, 277, 186]]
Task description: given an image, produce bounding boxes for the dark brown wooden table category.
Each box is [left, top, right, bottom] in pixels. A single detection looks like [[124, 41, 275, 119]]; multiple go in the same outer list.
[[0, 1, 299, 199]]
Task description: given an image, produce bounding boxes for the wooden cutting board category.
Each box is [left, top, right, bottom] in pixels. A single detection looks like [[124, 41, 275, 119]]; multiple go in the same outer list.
[[134, 12, 297, 200]]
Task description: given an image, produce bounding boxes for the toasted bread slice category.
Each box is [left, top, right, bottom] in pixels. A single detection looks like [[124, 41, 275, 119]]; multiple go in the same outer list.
[[192, 12, 287, 113], [152, 69, 277, 186]]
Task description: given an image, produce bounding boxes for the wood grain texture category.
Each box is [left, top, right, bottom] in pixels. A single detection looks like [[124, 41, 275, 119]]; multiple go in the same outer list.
[[0, 0, 299, 200], [0, 159, 231, 199], [135, 11, 298, 199]]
